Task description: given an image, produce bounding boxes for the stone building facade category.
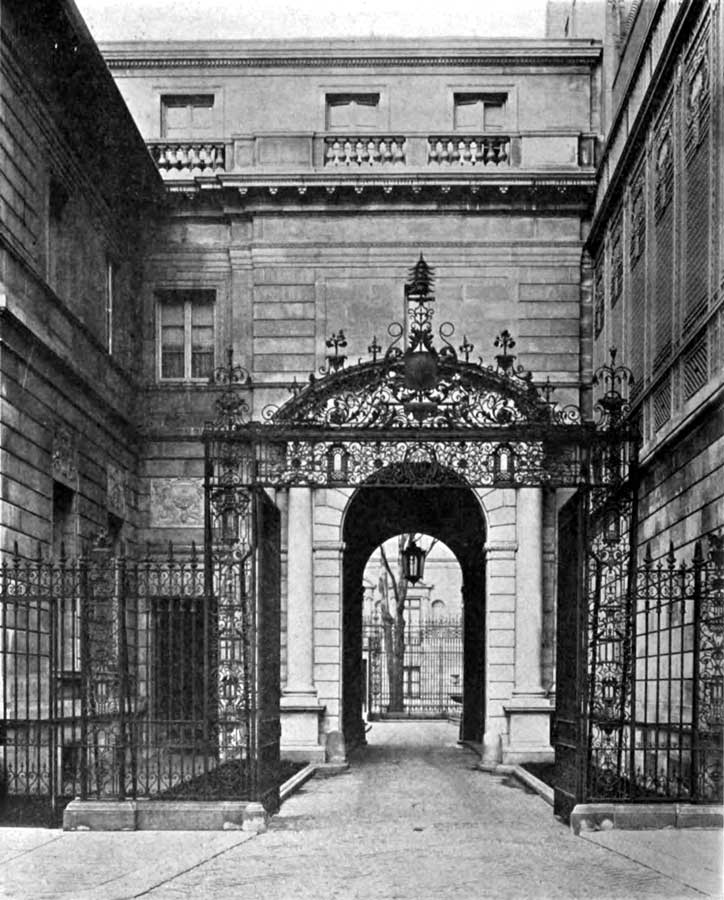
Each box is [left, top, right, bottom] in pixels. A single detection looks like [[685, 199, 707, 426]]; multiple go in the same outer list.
[[0, 0, 160, 560], [580, 0, 723, 563], [98, 36, 602, 761], [1, 0, 720, 775]]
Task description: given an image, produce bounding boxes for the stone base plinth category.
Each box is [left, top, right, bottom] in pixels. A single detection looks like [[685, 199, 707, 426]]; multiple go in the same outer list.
[[280, 695, 326, 763], [570, 802, 724, 834], [502, 695, 554, 764], [63, 800, 264, 832]]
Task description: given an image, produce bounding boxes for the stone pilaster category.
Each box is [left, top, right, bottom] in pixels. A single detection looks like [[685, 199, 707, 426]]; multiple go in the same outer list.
[[503, 487, 553, 763], [280, 486, 325, 761]]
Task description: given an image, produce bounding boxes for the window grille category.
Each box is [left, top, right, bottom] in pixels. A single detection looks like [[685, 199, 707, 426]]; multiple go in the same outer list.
[[683, 333, 708, 400], [652, 378, 672, 431], [594, 254, 605, 338]]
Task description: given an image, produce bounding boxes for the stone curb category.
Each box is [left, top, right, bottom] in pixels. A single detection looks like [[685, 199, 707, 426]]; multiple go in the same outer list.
[[495, 764, 555, 806], [61, 760, 347, 832], [462, 740, 554, 807], [63, 799, 268, 833], [570, 802, 724, 835], [279, 762, 317, 802]]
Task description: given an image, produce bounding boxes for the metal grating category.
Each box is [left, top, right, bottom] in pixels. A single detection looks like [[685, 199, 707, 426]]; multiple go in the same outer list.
[[653, 378, 672, 431], [683, 335, 709, 399]]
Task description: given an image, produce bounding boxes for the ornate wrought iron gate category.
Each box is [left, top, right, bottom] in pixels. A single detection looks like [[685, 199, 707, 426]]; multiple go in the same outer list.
[[552, 358, 723, 817], [0, 510, 280, 824], [364, 616, 463, 719]]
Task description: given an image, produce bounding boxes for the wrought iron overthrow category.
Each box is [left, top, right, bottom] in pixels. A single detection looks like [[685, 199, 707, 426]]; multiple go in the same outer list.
[[202, 257, 607, 493], [263, 258, 581, 433]]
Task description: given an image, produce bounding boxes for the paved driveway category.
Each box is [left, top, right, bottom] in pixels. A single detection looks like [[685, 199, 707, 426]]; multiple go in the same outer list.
[[0, 721, 720, 900]]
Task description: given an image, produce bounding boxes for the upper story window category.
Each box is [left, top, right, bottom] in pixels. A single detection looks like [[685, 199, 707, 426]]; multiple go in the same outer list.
[[106, 258, 116, 354], [454, 93, 507, 130], [326, 93, 380, 130], [157, 289, 215, 381], [161, 94, 214, 139]]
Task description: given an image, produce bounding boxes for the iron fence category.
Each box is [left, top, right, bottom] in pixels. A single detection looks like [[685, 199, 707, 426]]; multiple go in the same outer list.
[[0, 543, 269, 825], [588, 539, 723, 804], [363, 617, 463, 718]]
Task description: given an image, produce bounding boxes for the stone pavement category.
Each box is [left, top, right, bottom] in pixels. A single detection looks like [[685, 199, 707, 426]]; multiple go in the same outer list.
[[0, 721, 721, 900]]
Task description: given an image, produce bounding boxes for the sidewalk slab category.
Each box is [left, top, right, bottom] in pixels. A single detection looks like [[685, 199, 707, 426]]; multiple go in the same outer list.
[[581, 828, 724, 898], [0, 830, 254, 900]]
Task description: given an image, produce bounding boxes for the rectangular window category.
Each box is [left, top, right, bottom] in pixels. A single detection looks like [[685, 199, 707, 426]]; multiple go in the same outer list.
[[404, 666, 421, 699], [161, 94, 214, 138], [454, 93, 507, 130], [52, 481, 75, 559], [106, 258, 115, 354], [326, 93, 380, 130], [157, 290, 215, 381]]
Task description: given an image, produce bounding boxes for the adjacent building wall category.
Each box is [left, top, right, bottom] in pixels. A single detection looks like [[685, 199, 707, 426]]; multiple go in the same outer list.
[[0, 0, 161, 556], [587, 0, 723, 561]]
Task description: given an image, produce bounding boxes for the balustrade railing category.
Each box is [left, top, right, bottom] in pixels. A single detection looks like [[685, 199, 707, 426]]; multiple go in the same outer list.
[[427, 136, 510, 167], [148, 142, 226, 176], [324, 136, 406, 167]]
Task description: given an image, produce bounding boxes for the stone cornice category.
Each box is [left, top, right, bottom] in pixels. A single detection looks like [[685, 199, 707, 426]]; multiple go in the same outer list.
[[100, 39, 601, 70], [162, 171, 597, 196]]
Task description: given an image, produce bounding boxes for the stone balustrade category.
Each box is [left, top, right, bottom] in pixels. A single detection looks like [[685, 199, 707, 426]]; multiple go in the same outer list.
[[324, 136, 406, 167], [145, 133, 598, 178], [148, 142, 226, 176], [427, 136, 510, 166]]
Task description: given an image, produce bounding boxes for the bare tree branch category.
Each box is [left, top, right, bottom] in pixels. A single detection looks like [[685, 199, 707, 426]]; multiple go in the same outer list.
[[380, 542, 402, 611]]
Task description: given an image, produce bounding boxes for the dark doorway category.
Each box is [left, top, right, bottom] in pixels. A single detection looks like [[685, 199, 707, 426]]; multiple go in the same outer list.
[[342, 470, 486, 749]]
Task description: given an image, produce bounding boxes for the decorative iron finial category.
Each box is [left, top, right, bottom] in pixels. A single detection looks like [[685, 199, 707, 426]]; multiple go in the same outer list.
[[592, 346, 634, 428], [325, 330, 347, 373], [459, 335, 474, 362], [405, 254, 435, 298], [211, 346, 251, 388], [540, 377, 556, 405], [208, 347, 251, 430], [493, 330, 517, 374], [368, 335, 382, 362]]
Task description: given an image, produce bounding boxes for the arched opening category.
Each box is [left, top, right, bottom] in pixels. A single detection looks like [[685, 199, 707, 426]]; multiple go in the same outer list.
[[361, 535, 463, 725], [342, 467, 486, 749]]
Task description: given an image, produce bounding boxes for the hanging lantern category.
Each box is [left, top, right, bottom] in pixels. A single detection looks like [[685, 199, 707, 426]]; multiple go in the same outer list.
[[604, 507, 621, 545], [402, 539, 426, 585], [214, 486, 239, 543], [326, 443, 350, 483], [492, 444, 515, 483]]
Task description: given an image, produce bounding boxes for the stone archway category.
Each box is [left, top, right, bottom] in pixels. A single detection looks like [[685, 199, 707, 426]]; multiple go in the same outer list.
[[341, 468, 487, 749]]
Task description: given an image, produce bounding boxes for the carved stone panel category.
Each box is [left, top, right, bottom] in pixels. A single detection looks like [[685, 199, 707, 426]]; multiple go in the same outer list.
[[52, 425, 78, 488], [149, 478, 204, 527], [106, 463, 128, 520]]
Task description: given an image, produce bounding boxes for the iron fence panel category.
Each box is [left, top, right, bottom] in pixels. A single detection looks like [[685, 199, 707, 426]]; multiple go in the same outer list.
[[0, 543, 272, 824], [363, 617, 463, 719]]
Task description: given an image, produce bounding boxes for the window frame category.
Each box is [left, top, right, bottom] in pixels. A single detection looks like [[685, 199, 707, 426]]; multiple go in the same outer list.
[[159, 92, 218, 139], [403, 665, 421, 699], [156, 289, 216, 383], [452, 92, 509, 132], [319, 85, 389, 132], [106, 257, 116, 355], [325, 92, 381, 131]]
